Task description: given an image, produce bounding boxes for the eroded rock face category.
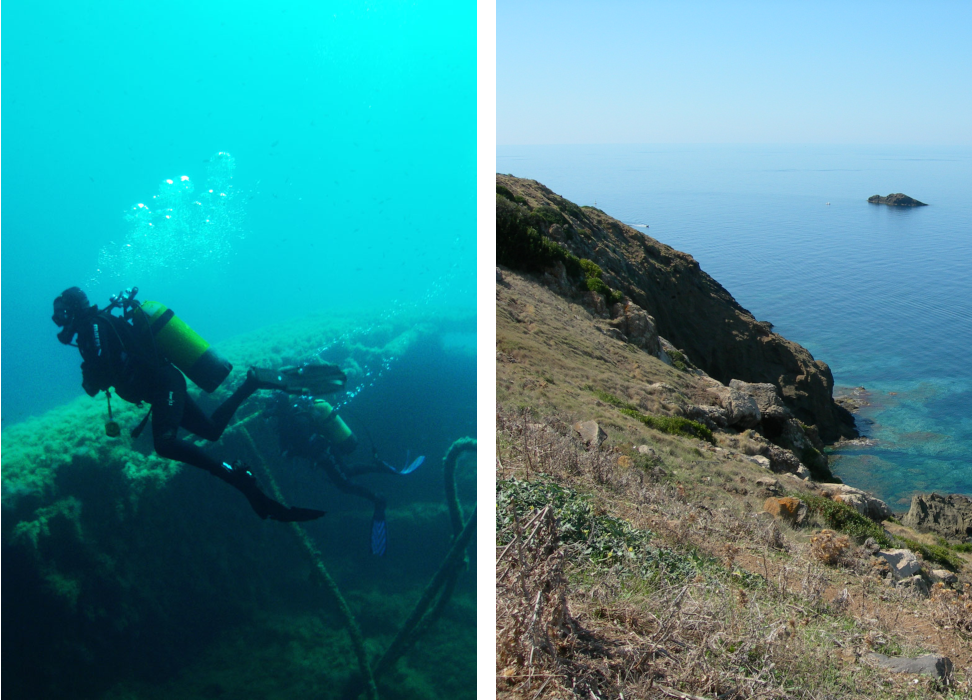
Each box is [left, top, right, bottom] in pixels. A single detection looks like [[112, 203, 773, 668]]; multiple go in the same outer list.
[[902, 493, 972, 543], [496, 175, 857, 442], [867, 193, 927, 207], [607, 301, 660, 354]]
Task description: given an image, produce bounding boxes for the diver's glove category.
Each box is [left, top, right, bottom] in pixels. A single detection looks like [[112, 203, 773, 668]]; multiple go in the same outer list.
[[222, 461, 327, 523]]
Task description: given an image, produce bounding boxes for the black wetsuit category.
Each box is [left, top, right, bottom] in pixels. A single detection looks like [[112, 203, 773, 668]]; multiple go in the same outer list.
[[73, 309, 322, 522], [275, 401, 387, 513]]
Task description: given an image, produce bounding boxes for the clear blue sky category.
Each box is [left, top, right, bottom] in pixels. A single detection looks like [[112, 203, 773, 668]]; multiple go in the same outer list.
[[498, 1, 972, 145]]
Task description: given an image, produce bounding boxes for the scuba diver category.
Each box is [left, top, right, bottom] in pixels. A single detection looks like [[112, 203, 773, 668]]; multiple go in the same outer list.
[[266, 393, 425, 556], [52, 286, 344, 523]]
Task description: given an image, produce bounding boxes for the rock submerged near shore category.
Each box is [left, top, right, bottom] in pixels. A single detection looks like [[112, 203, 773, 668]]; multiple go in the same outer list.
[[867, 193, 927, 206]]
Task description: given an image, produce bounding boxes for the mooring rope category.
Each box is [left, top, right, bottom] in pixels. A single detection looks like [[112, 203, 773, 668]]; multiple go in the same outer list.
[[236, 424, 476, 700], [238, 426, 380, 700]]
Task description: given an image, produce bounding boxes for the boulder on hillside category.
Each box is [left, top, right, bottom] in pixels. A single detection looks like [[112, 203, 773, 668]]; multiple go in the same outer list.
[[729, 379, 790, 422], [764, 497, 808, 525], [876, 549, 921, 580], [867, 193, 927, 206], [902, 493, 972, 543], [814, 483, 893, 522], [573, 420, 607, 447], [865, 653, 952, 681], [706, 385, 761, 429]]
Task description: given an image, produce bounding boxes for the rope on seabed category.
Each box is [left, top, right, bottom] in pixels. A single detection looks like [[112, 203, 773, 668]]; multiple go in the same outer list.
[[235, 424, 476, 700], [238, 425, 380, 700], [371, 437, 477, 680]]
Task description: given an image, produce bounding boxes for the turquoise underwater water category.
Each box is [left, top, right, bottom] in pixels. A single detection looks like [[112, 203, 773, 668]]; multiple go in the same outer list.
[[498, 144, 972, 508], [2, 2, 476, 699]]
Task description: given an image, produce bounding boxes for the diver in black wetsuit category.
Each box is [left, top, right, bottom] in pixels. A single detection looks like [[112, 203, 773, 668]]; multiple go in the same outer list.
[[267, 394, 424, 555], [52, 286, 325, 523]]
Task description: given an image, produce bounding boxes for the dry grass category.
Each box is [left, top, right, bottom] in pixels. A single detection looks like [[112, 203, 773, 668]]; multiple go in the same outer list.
[[496, 408, 970, 699]]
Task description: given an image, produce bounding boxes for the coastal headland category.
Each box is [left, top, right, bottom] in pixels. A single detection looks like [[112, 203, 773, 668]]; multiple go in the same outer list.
[[496, 174, 970, 698]]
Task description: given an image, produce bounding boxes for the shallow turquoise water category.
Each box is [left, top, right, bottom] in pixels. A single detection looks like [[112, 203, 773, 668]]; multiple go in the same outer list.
[[498, 144, 972, 506]]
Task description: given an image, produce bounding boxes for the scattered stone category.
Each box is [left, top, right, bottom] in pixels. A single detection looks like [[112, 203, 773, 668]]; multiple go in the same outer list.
[[573, 420, 607, 447], [867, 193, 928, 207], [651, 467, 668, 479], [902, 492, 972, 543], [794, 465, 811, 480], [749, 455, 772, 469], [896, 575, 930, 597], [635, 444, 656, 456], [864, 653, 952, 681], [862, 537, 882, 555], [928, 569, 958, 585], [755, 477, 784, 496], [601, 326, 627, 341], [764, 497, 808, 525], [876, 549, 921, 580]]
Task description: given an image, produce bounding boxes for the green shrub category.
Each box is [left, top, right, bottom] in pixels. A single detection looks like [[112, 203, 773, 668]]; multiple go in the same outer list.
[[801, 494, 892, 546], [496, 184, 516, 202], [496, 197, 582, 276], [496, 478, 699, 581], [897, 536, 963, 570], [531, 205, 567, 227], [665, 348, 693, 372], [952, 542, 972, 553], [580, 258, 604, 279], [589, 388, 713, 443]]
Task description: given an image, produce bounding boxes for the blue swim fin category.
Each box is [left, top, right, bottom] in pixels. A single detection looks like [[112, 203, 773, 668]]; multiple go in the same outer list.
[[371, 504, 387, 556], [399, 451, 425, 475]]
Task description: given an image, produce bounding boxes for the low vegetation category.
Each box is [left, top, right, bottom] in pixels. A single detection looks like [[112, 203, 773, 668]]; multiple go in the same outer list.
[[496, 409, 970, 698], [590, 387, 714, 443]]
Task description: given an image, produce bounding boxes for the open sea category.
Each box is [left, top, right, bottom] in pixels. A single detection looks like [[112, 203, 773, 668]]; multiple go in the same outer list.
[[498, 144, 972, 509]]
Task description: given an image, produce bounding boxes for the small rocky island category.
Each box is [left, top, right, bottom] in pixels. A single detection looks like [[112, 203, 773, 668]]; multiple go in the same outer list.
[[868, 193, 927, 206]]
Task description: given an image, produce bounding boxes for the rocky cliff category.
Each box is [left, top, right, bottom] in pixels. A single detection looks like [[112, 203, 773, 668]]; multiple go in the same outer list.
[[497, 174, 857, 443], [867, 193, 927, 206], [904, 493, 972, 543]]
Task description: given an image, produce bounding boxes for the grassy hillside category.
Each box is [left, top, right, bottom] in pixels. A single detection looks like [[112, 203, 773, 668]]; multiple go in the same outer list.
[[495, 178, 970, 699]]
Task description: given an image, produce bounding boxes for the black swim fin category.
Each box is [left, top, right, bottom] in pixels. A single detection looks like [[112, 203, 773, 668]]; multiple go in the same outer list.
[[248, 363, 347, 395], [222, 461, 327, 523]]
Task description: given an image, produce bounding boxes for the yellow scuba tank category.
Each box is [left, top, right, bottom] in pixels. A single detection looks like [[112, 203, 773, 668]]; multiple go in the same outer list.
[[312, 399, 358, 455], [138, 300, 232, 393]]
